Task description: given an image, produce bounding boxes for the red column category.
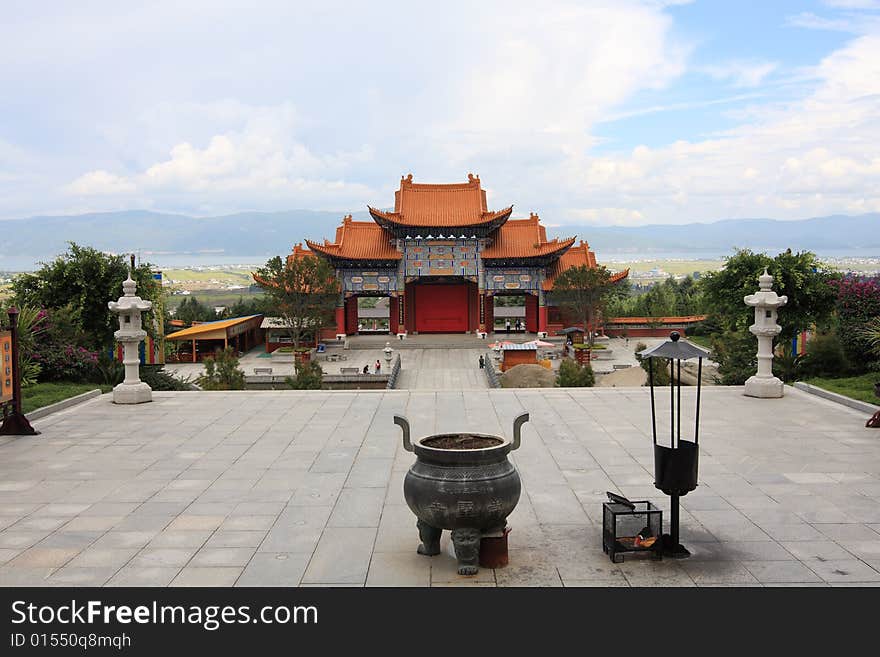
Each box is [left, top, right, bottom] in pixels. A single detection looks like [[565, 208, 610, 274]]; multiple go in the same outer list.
[[389, 296, 399, 334], [538, 305, 548, 334], [484, 294, 494, 333], [344, 296, 358, 334], [525, 294, 538, 333], [335, 306, 345, 336], [404, 282, 414, 333], [469, 282, 479, 333]]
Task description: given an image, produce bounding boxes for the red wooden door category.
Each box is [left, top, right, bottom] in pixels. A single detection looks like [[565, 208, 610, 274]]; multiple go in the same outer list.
[[414, 284, 468, 333]]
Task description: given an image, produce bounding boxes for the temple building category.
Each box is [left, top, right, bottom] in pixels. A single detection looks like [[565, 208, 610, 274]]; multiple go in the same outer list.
[[276, 174, 627, 336]]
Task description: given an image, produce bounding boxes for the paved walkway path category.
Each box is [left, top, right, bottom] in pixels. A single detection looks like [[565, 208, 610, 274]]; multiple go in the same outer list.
[[1, 387, 878, 587], [395, 349, 488, 389]]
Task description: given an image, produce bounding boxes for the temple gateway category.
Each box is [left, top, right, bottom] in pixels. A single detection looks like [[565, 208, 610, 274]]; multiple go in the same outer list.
[[282, 174, 627, 336]]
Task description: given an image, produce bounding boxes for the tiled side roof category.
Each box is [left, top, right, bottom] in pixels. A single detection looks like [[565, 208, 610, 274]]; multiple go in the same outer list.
[[166, 315, 262, 340], [305, 215, 401, 260], [605, 315, 708, 325], [369, 173, 512, 228], [543, 240, 629, 289], [482, 213, 576, 259]]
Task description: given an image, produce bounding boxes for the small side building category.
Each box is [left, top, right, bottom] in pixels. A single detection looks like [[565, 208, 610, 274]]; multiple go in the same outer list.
[[166, 315, 263, 362]]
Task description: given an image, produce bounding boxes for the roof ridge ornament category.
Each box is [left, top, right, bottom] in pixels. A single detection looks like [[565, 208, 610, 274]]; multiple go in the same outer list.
[[467, 173, 480, 184]]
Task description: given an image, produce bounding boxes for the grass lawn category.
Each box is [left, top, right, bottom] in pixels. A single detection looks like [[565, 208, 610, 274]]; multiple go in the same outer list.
[[22, 382, 112, 415], [802, 373, 880, 406]]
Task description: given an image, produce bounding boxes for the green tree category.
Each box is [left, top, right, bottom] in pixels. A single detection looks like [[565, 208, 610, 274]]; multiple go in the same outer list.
[[709, 330, 757, 385], [551, 265, 624, 346], [556, 358, 595, 387], [198, 347, 245, 390], [11, 243, 160, 350], [700, 248, 839, 345], [634, 341, 671, 386], [173, 296, 217, 325], [254, 255, 340, 350], [286, 360, 324, 390]]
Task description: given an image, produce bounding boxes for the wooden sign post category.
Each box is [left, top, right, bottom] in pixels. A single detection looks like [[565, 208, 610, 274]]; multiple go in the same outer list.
[[0, 307, 39, 436]]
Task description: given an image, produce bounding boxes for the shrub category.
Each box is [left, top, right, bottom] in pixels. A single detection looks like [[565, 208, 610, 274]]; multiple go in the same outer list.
[[556, 358, 595, 387], [286, 360, 323, 390], [710, 330, 756, 385], [798, 332, 849, 379], [832, 277, 880, 373], [32, 343, 99, 382], [634, 341, 670, 386], [141, 365, 193, 391], [199, 348, 245, 390]]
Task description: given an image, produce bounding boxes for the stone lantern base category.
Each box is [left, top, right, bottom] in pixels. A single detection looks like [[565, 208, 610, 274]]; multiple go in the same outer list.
[[113, 381, 153, 404], [744, 375, 784, 399]]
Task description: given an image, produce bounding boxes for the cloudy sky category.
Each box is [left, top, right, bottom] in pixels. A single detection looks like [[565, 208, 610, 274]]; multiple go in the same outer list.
[[2, 0, 879, 225]]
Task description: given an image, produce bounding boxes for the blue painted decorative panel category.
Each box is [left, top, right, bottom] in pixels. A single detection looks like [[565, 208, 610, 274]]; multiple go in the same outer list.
[[484, 267, 543, 291], [342, 270, 398, 293], [403, 239, 480, 277]]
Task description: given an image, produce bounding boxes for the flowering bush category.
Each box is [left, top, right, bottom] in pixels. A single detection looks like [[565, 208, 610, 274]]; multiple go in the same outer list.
[[831, 277, 880, 372], [31, 342, 99, 382]]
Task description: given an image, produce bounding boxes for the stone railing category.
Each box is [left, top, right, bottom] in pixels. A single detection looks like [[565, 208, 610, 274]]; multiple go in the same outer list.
[[485, 357, 501, 389], [387, 354, 402, 389]]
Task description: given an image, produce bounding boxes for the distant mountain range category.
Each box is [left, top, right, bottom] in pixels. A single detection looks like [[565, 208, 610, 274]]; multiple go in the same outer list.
[[0, 209, 877, 269]]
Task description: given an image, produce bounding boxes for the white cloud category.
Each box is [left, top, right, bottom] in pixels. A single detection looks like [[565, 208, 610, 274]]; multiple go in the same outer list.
[[561, 35, 880, 224], [700, 61, 778, 88], [65, 170, 137, 195], [823, 0, 880, 9]]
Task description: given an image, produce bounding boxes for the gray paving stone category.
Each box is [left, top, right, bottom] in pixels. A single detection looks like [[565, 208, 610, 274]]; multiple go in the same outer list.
[[741, 561, 823, 584], [805, 559, 880, 583], [366, 551, 431, 587], [7, 387, 880, 587], [328, 488, 385, 528], [236, 553, 311, 586], [172, 567, 242, 587], [190, 547, 256, 567], [302, 527, 376, 585], [129, 547, 199, 568]]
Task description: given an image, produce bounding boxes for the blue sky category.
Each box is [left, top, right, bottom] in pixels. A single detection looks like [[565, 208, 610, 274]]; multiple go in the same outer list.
[[1, 0, 879, 226]]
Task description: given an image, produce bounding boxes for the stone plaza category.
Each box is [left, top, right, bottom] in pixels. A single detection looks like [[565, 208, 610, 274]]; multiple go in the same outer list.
[[1, 384, 879, 587]]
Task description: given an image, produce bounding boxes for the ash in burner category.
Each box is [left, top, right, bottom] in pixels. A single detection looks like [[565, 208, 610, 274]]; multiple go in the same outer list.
[[422, 434, 503, 449]]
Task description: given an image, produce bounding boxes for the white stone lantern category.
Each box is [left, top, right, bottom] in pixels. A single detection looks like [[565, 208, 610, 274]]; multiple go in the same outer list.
[[108, 270, 153, 404], [383, 341, 393, 363], [743, 268, 787, 398]]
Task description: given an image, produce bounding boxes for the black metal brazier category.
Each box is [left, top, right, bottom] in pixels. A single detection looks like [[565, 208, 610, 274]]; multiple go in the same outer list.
[[393, 413, 529, 575]]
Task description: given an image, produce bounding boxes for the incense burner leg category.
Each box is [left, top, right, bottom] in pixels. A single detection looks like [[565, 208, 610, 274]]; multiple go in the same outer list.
[[416, 520, 441, 556], [451, 527, 481, 575]]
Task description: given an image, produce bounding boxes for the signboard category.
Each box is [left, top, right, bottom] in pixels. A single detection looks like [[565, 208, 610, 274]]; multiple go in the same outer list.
[[0, 331, 11, 403]]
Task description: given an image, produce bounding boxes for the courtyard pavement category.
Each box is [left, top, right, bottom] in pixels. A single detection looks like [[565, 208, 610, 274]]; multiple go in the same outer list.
[[1, 386, 879, 587]]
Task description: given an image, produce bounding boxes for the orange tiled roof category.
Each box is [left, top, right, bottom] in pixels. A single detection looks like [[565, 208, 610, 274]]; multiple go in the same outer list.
[[304, 215, 401, 261], [482, 213, 576, 259], [368, 173, 513, 228], [543, 240, 629, 289]]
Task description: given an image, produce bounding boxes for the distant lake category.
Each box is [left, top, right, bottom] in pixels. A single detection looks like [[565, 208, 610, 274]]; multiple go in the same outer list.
[[595, 249, 880, 261], [0, 253, 276, 272], [2, 249, 879, 273]]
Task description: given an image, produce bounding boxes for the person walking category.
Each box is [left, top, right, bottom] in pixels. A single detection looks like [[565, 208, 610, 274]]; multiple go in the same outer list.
[[505, 318, 510, 334], [375, 359, 381, 374], [479, 354, 485, 369]]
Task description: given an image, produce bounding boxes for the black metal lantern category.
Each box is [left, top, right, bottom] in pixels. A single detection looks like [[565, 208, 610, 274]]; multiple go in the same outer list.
[[639, 331, 710, 558]]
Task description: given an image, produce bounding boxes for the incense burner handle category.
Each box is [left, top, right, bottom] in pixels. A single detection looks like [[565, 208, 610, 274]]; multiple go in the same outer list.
[[394, 415, 413, 452], [511, 412, 529, 451]]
